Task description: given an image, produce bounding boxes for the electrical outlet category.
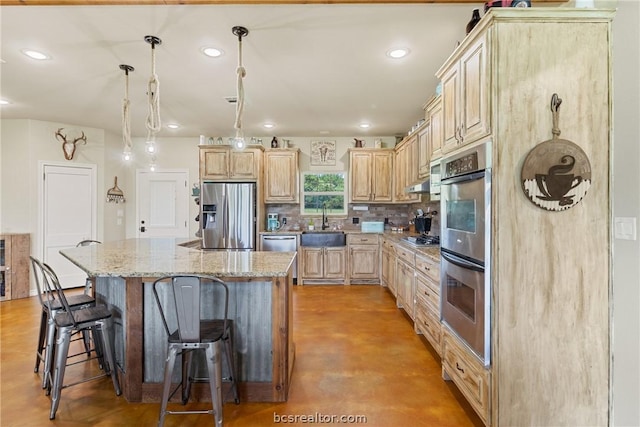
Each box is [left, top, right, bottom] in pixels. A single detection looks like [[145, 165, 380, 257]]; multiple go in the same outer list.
[[282, 218, 287, 225], [352, 217, 359, 224]]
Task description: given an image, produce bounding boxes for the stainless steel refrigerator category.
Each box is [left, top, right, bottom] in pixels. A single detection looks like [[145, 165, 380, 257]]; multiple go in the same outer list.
[[200, 182, 256, 250]]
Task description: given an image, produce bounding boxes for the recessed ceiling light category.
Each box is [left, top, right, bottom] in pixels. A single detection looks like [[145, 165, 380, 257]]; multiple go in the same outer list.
[[201, 47, 224, 58], [359, 123, 371, 129], [263, 123, 275, 129], [386, 48, 410, 59], [21, 49, 50, 60], [0, 99, 11, 105], [166, 123, 180, 129]]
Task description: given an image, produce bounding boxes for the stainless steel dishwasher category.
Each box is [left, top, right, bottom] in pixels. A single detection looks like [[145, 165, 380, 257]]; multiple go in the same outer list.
[[260, 234, 298, 281]]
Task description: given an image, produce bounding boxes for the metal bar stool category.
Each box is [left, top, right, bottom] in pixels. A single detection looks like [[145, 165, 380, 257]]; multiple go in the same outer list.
[[76, 239, 101, 295], [39, 260, 121, 420], [152, 275, 239, 427], [31, 256, 96, 392]]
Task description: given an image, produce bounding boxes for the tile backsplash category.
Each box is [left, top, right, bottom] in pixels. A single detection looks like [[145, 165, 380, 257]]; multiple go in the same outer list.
[[265, 199, 440, 234]]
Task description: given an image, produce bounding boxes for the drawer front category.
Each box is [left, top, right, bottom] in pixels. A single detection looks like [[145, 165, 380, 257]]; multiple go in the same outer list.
[[415, 304, 442, 356], [347, 234, 379, 245], [415, 254, 440, 283], [396, 245, 415, 266], [415, 274, 440, 311], [442, 328, 490, 423], [381, 239, 396, 253]]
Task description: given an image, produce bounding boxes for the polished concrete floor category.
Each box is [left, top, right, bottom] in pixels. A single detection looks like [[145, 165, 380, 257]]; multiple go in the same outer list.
[[0, 284, 483, 426]]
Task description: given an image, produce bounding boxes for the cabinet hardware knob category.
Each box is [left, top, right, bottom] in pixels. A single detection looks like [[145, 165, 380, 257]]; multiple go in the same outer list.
[[456, 362, 465, 374]]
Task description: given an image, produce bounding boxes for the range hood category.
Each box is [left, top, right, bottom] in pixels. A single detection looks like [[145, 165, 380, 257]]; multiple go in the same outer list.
[[406, 179, 430, 194]]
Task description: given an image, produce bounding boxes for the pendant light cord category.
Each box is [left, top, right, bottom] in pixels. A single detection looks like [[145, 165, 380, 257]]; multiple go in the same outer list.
[[122, 71, 132, 151], [146, 43, 161, 140], [234, 34, 246, 139]]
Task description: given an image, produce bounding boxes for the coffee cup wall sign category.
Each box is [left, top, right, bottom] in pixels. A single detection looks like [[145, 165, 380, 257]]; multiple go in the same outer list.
[[521, 94, 591, 211]]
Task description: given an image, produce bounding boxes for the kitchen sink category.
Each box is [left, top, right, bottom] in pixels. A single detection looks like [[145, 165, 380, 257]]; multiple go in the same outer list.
[[300, 231, 346, 247]]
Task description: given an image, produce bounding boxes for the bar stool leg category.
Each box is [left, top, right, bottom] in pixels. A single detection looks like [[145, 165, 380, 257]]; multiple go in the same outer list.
[[205, 342, 223, 427], [158, 346, 179, 427], [99, 320, 121, 395], [42, 311, 59, 393], [49, 326, 72, 420], [222, 336, 240, 404], [34, 310, 48, 373]]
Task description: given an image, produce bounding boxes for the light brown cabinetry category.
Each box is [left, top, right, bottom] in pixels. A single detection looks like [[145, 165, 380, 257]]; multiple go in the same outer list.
[[347, 234, 379, 284], [414, 253, 442, 356], [264, 148, 299, 203], [199, 146, 263, 181], [349, 149, 394, 203], [393, 138, 420, 203], [426, 96, 443, 162], [299, 246, 346, 284], [0, 233, 30, 301], [381, 239, 397, 296], [439, 32, 490, 154], [417, 120, 431, 179], [394, 245, 416, 320], [435, 9, 614, 426]]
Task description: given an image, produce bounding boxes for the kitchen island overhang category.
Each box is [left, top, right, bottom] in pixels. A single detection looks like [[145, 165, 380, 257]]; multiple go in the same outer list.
[[61, 238, 296, 403]]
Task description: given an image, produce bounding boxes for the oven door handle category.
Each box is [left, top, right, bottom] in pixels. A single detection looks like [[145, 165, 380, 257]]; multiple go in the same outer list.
[[441, 250, 484, 272], [440, 170, 485, 185]]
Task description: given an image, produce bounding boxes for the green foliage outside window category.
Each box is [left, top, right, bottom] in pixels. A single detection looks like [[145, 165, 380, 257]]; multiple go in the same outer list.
[[302, 173, 346, 215]]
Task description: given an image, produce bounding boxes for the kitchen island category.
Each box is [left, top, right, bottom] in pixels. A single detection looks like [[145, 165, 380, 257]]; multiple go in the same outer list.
[[60, 238, 296, 403]]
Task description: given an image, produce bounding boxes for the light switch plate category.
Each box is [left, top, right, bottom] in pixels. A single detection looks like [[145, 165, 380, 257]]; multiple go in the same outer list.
[[614, 217, 637, 240]]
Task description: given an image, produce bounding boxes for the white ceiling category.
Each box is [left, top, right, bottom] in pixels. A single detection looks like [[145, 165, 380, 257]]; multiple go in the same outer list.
[[0, 3, 484, 139]]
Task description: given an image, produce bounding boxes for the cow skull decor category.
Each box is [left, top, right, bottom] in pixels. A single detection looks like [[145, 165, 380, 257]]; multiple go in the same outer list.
[[54, 127, 87, 160]]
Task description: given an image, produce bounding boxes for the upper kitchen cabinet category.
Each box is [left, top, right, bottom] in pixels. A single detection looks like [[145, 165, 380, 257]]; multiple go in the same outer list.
[[439, 31, 490, 154], [426, 95, 443, 162], [199, 146, 263, 181], [394, 136, 420, 203], [417, 118, 431, 179], [264, 148, 300, 203], [349, 148, 394, 203]]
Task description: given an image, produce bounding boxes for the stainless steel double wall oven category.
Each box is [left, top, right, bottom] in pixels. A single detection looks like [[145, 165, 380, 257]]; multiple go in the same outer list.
[[440, 141, 491, 365]]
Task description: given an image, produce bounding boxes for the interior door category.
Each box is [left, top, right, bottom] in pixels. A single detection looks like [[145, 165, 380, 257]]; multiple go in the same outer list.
[[136, 170, 189, 238], [41, 163, 97, 289]]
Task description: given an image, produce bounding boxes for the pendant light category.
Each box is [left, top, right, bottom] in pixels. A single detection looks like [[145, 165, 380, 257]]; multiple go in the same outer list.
[[231, 26, 249, 150], [119, 64, 134, 162], [144, 35, 162, 169]]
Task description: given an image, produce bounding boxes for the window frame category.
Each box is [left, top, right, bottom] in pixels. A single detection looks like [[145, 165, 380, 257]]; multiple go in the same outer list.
[[300, 171, 348, 217]]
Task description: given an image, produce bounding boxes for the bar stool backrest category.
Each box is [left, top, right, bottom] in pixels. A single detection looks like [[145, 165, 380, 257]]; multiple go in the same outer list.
[[153, 275, 229, 344], [39, 261, 78, 327], [30, 257, 57, 313]]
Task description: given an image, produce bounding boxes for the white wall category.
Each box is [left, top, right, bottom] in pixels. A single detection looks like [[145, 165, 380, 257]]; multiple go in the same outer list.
[[612, 0, 640, 424]]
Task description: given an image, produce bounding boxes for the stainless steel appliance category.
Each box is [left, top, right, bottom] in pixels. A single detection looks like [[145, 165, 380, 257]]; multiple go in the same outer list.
[[260, 234, 298, 280], [201, 182, 256, 250], [440, 142, 491, 365]]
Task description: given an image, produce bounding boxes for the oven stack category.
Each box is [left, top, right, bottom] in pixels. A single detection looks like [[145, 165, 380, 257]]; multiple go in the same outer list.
[[439, 142, 492, 366]]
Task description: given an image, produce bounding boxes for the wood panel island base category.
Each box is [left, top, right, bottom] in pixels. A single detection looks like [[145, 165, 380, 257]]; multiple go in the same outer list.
[[61, 238, 296, 403]]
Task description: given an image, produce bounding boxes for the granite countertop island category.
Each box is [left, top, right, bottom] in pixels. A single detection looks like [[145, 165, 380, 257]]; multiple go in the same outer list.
[[61, 238, 296, 404]]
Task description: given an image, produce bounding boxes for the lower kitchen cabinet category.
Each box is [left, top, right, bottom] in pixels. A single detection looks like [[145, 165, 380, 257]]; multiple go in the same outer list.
[[414, 253, 442, 356], [347, 234, 379, 284], [442, 325, 490, 425], [299, 246, 346, 284], [381, 238, 396, 295], [394, 244, 416, 320]]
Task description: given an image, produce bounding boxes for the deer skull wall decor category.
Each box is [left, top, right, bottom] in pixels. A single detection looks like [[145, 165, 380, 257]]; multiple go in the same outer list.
[[54, 128, 87, 160]]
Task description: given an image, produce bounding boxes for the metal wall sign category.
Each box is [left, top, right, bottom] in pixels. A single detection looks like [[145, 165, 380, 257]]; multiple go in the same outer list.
[[521, 94, 591, 211]]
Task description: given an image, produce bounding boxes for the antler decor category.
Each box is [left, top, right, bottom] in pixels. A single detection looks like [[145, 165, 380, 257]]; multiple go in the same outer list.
[[54, 128, 87, 160]]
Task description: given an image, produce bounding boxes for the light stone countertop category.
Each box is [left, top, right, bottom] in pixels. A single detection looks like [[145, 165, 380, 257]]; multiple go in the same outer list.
[[60, 238, 296, 278]]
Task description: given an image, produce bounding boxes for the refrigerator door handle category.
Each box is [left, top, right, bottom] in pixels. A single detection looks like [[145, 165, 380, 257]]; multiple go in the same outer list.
[[223, 189, 229, 246]]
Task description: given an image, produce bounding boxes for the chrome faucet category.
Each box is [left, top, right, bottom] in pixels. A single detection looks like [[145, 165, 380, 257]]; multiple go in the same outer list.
[[321, 202, 328, 230]]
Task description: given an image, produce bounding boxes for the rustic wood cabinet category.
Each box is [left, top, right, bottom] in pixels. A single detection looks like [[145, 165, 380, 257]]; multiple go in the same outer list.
[[0, 233, 30, 301], [394, 244, 416, 320], [414, 253, 442, 356], [199, 146, 263, 181], [426, 95, 443, 162], [381, 238, 397, 296], [417, 119, 431, 179], [299, 246, 346, 284], [264, 148, 299, 203], [349, 149, 394, 203], [442, 325, 490, 425], [439, 31, 490, 154], [435, 9, 614, 426], [347, 234, 379, 284], [393, 138, 420, 203]]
